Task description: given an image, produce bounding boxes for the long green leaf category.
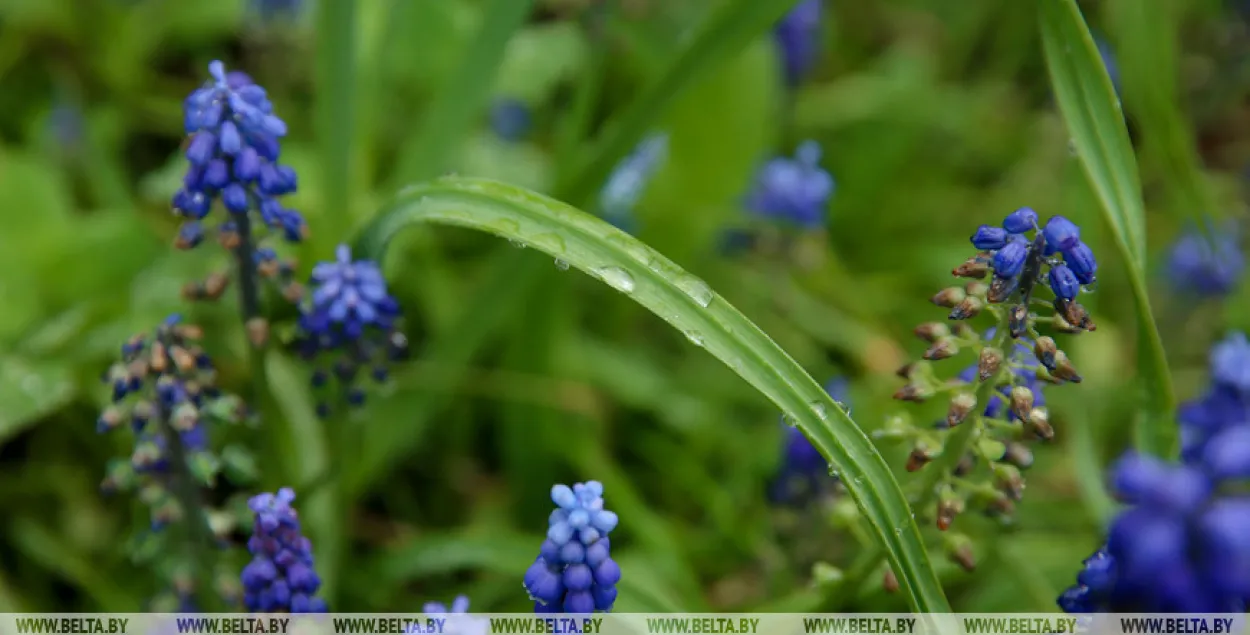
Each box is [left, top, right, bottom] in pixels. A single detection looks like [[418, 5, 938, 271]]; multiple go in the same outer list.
[[354, 177, 950, 613], [1038, 0, 1176, 458], [315, 0, 359, 241]]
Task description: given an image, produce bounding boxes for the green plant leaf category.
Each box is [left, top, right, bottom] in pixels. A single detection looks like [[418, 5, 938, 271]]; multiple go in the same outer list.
[[354, 176, 950, 613], [0, 356, 75, 446], [314, 0, 360, 241], [1038, 0, 1176, 458]]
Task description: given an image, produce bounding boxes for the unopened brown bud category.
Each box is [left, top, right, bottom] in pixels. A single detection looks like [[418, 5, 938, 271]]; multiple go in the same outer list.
[[1027, 408, 1054, 441], [987, 495, 1015, 518], [906, 447, 932, 472], [282, 282, 304, 303], [949, 296, 984, 320], [246, 318, 270, 348], [1009, 385, 1034, 421], [950, 543, 977, 572], [1054, 298, 1096, 332], [99, 407, 124, 430], [1033, 336, 1058, 370], [987, 276, 1017, 303], [149, 341, 168, 373], [914, 322, 950, 342], [931, 287, 966, 308], [895, 362, 917, 379], [977, 347, 1003, 382], [883, 569, 899, 594], [1052, 312, 1083, 334], [923, 337, 959, 361], [1008, 304, 1028, 338], [893, 384, 932, 403], [954, 454, 975, 477], [952, 256, 989, 279], [258, 258, 280, 278], [995, 465, 1025, 501], [1051, 351, 1083, 383], [964, 281, 989, 297], [1003, 442, 1034, 469], [937, 498, 964, 531], [946, 393, 977, 428], [170, 346, 197, 372], [218, 227, 241, 250], [176, 324, 204, 341]]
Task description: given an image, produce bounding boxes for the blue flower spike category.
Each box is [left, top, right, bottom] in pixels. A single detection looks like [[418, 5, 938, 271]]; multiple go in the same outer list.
[[773, 0, 823, 85], [744, 140, 835, 230], [293, 244, 408, 417], [174, 61, 307, 322], [241, 488, 328, 613], [524, 481, 622, 613], [97, 315, 242, 528]]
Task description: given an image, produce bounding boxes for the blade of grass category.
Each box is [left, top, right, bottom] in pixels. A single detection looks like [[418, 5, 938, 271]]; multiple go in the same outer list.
[[315, 0, 359, 242], [1038, 0, 1176, 458], [386, 0, 537, 190], [353, 176, 951, 613]]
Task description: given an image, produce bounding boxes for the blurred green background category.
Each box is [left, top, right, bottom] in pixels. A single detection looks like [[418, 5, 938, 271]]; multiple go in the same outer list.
[[1, 0, 1248, 614]]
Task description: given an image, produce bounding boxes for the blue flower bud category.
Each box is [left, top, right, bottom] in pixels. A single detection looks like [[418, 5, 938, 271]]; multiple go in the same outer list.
[[1063, 241, 1097, 283], [1048, 264, 1079, 300], [991, 235, 1029, 278], [1002, 207, 1038, 234], [1042, 215, 1081, 254], [971, 225, 1009, 250]]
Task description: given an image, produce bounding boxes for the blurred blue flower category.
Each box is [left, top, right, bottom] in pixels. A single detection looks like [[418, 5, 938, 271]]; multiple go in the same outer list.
[[523, 481, 621, 613], [599, 133, 668, 232], [409, 596, 487, 635], [97, 315, 224, 528], [490, 98, 532, 142], [745, 140, 834, 230], [774, 0, 822, 85], [1095, 37, 1121, 95], [1058, 449, 1250, 612], [241, 488, 328, 613], [1167, 220, 1244, 297], [1180, 332, 1250, 462], [772, 377, 848, 502], [294, 245, 408, 416], [173, 60, 306, 250]]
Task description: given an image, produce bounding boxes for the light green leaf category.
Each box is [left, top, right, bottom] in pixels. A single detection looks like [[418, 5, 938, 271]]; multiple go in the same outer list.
[[0, 356, 75, 445], [493, 22, 590, 103], [354, 176, 950, 613], [1038, 0, 1175, 458]]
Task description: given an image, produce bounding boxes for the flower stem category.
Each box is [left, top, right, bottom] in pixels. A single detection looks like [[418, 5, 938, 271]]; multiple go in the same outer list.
[[156, 410, 222, 612], [230, 213, 277, 470]]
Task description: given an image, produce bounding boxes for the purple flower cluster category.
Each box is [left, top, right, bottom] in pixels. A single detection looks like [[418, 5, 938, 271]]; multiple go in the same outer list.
[[952, 334, 1047, 424], [745, 141, 835, 230], [173, 60, 306, 250], [524, 482, 622, 613], [240, 488, 328, 613], [1059, 332, 1250, 612], [408, 596, 487, 635], [293, 244, 408, 416], [1167, 220, 1244, 298], [773, 378, 848, 502], [971, 209, 1097, 304], [773, 0, 823, 85]]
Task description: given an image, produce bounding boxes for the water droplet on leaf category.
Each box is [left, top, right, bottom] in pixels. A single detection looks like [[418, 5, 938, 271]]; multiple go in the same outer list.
[[592, 266, 635, 293], [808, 401, 828, 420], [684, 331, 704, 347], [782, 412, 799, 427], [676, 276, 714, 308], [554, 259, 570, 271], [508, 239, 526, 249]]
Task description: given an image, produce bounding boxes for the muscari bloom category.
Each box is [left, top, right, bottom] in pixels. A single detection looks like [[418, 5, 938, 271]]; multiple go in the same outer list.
[[173, 60, 306, 252], [599, 133, 669, 233], [97, 315, 230, 528], [774, 0, 822, 85], [241, 488, 328, 613], [293, 245, 408, 416], [744, 141, 834, 230], [1167, 220, 1244, 297], [407, 596, 488, 635], [1178, 332, 1250, 463], [490, 98, 532, 142], [524, 482, 622, 613], [773, 377, 849, 502]]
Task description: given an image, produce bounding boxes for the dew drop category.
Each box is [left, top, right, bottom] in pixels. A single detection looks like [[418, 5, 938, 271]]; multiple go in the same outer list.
[[782, 412, 799, 427], [895, 527, 903, 535], [554, 259, 570, 271], [827, 465, 839, 477], [508, 238, 527, 249], [676, 276, 714, 308], [1067, 139, 1078, 156], [854, 476, 863, 484], [1081, 279, 1099, 293], [808, 400, 828, 420], [593, 266, 636, 293], [684, 330, 705, 347]]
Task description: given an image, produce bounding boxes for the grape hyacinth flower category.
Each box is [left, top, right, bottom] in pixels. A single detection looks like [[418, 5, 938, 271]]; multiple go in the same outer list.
[[599, 133, 669, 233], [173, 61, 307, 346], [241, 488, 328, 613], [524, 482, 622, 613], [883, 208, 1095, 565], [773, 377, 850, 502], [490, 98, 532, 142], [293, 244, 409, 416], [1058, 449, 1250, 612], [744, 141, 835, 230], [408, 596, 488, 635], [1179, 332, 1250, 463], [774, 0, 822, 85], [97, 314, 243, 528], [1167, 220, 1244, 297]]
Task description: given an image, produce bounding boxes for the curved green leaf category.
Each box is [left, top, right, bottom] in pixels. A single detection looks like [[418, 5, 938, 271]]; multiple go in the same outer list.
[[1038, 0, 1176, 458], [354, 177, 950, 613]]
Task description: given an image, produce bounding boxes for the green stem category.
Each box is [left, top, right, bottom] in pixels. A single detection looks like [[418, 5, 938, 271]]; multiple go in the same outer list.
[[155, 410, 222, 611]]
